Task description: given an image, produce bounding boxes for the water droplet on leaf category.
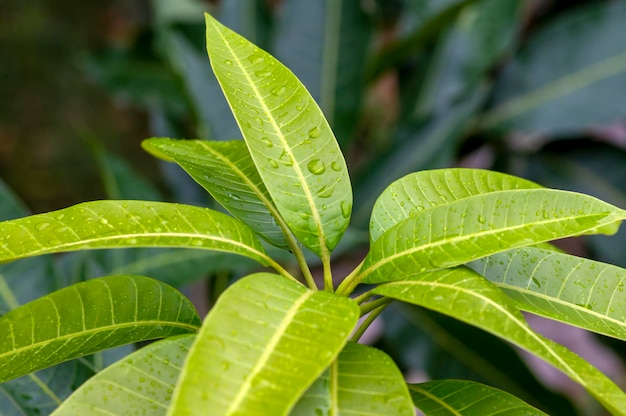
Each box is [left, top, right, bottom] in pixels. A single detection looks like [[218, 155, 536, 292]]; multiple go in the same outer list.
[[307, 159, 325, 175], [271, 85, 286, 96], [268, 159, 279, 169], [341, 201, 351, 218], [317, 185, 334, 198], [308, 126, 321, 138], [261, 137, 273, 147]]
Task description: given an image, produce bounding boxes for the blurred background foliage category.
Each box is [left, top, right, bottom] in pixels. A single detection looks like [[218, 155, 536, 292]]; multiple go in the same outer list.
[[2, 0, 626, 414]]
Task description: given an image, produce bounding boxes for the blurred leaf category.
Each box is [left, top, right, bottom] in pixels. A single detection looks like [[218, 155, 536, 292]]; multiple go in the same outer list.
[[169, 273, 359, 415], [0, 275, 200, 383], [292, 343, 413, 416], [410, 379, 547, 415], [482, 1, 626, 136], [0, 179, 29, 221], [153, 0, 209, 25], [205, 13, 352, 256]]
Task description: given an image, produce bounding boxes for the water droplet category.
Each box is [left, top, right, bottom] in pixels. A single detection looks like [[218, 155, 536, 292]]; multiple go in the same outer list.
[[279, 151, 293, 166], [341, 201, 351, 218], [477, 215, 486, 224], [308, 126, 321, 138], [261, 137, 273, 147], [532, 277, 541, 288], [224, 59, 233, 66], [317, 186, 334, 198], [55, 213, 65, 221], [271, 85, 286, 96], [307, 159, 325, 175], [254, 116, 264, 126], [268, 159, 279, 169], [330, 161, 342, 171], [35, 222, 51, 231], [296, 105, 303, 111], [254, 70, 271, 78], [298, 212, 310, 220], [99, 218, 109, 225]]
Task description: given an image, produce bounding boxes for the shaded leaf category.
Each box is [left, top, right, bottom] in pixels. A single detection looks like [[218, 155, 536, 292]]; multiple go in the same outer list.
[[0, 275, 200, 383], [168, 273, 359, 415], [204, 13, 352, 256]]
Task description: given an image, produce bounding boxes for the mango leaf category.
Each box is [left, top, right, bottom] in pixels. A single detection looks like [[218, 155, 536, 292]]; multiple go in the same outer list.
[[168, 273, 359, 415], [481, 1, 626, 136], [471, 247, 626, 341], [373, 267, 626, 414], [51, 334, 196, 416], [143, 138, 290, 249], [291, 342, 413, 416], [409, 379, 547, 415], [0, 200, 271, 267], [360, 189, 625, 284], [0, 275, 200, 383], [204, 13, 352, 256], [369, 168, 541, 241]]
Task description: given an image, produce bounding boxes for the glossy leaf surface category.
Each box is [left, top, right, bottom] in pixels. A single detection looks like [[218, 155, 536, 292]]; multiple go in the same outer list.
[[204, 13, 352, 256], [410, 379, 547, 415], [0, 275, 200, 383], [361, 189, 624, 284], [0, 200, 270, 266], [143, 138, 290, 249], [373, 267, 626, 414], [292, 342, 413, 416], [52, 335, 195, 416], [168, 273, 359, 416], [471, 247, 626, 340]]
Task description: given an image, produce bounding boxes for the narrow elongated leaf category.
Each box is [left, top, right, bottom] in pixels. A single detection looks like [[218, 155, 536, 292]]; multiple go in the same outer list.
[[370, 168, 541, 241], [52, 335, 196, 416], [143, 138, 290, 249], [373, 267, 626, 414], [0, 200, 270, 266], [291, 342, 413, 416], [204, 13, 352, 256], [0, 275, 200, 383], [360, 189, 625, 284], [471, 247, 626, 340], [168, 273, 359, 416], [409, 379, 547, 415]]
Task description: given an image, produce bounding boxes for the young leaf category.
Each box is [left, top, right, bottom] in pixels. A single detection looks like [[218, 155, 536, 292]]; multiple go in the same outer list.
[[471, 247, 626, 341], [168, 273, 359, 416], [373, 267, 626, 414], [143, 138, 290, 249], [360, 189, 625, 284], [0, 275, 200, 383], [409, 379, 547, 415], [51, 334, 195, 416], [0, 200, 270, 267], [204, 13, 352, 256], [291, 342, 414, 416]]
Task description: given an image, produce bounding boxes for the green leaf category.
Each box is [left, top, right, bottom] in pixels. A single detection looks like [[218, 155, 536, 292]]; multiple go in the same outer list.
[[0, 275, 200, 383], [143, 138, 290, 249], [409, 379, 547, 415], [51, 335, 195, 416], [0, 200, 270, 266], [481, 1, 626, 136], [204, 12, 352, 256], [291, 342, 413, 416], [373, 267, 626, 414], [369, 168, 541, 242], [168, 273, 359, 415], [360, 188, 625, 284], [471, 247, 626, 340]]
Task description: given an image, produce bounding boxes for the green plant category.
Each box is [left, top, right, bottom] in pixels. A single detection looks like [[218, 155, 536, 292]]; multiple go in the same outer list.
[[3, 12, 626, 415]]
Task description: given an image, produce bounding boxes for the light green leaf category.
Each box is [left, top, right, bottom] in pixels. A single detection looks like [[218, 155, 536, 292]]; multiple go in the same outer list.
[[373, 267, 626, 414], [291, 342, 413, 416], [52, 335, 195, 416], [409, 379, 547, 415], [0, 200, 270, 266], [0, 275, 200, 383], [204, 13, 352, 256], [143, 138, 290, 249], [369, 168, 541, 241], [471, 247, 626, 340], [360, 189, 625, 284], [168, 273, 359, 416]]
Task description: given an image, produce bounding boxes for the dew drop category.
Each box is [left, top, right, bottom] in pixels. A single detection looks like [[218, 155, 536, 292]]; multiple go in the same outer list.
[[308, 126, 321, 138], [55, 213, 65, 221], [341, 201, 351, 218], [532, 277, 541, 288], [298, 211, 310, 220], [35, 222, 51, 231], [224, 59, 233, 66], [317, 185, 334, 198], [307, 159, 325, 175], [330, 161, 342, 171], [260, 137, 273, 147], [268, 159, 279, 169], [271, 85, 286, 96], [254, 70, 271, 78], [296, 105, 303, 111], [99, 218, 109, 225], [279, 151, 293, 166], [477, 215, 486, 224]]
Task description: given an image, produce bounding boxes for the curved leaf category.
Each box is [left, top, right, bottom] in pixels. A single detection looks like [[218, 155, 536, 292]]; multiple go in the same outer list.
[[0, 200, 270, 266], [409, 379, 547, 415], [370, 168, 541, 241], [471, 247, 626, 340], [143, 138, 290, 249], [168, 273, 359, 416], [373, 267, 626, 414], [52, 335, 195, 416], [204, 13, 352, 256], [291, 342, 413, 416], [361, 189, 625, 284], [0, 275, 200, 383]]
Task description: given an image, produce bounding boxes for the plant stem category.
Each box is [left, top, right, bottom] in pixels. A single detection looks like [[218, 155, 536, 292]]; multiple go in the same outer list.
[[335, 259, 365, 296], [359, 296, 392, 315], [263, 256, 302, 285], [322, 254, 333, 292], [351, 302, 390, 342], [352, 289, 375, 305], [291, 245, 318, 290]]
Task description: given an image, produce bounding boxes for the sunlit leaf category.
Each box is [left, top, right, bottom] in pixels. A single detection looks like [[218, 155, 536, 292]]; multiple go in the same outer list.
[[168, 273, 359, 415], [204, 13, 352, 256], [0, 275, 200, 383]]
